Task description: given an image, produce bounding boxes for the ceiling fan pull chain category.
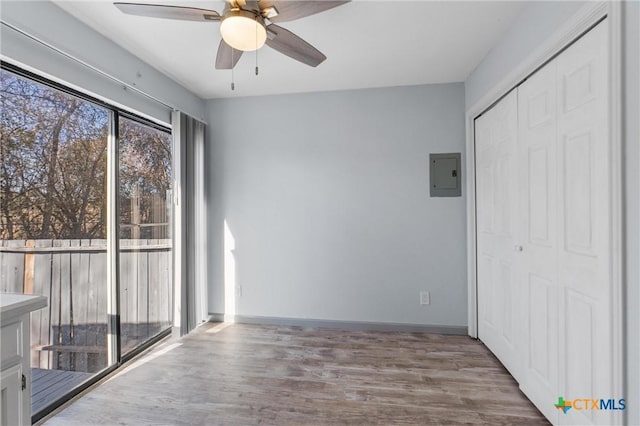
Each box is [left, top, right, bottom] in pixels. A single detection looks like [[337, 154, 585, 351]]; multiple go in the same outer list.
[[255, 16, 259, 76], [231, 48, 235, 90]]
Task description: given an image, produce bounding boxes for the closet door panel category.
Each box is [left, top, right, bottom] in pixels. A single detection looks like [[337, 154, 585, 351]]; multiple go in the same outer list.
[[475, 90, 520, 377], [517, 57, 559, 425], [556, 20, 614, 426]]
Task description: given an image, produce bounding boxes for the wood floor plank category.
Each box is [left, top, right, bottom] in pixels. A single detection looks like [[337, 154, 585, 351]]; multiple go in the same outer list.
[[43, 323, 548, 425]]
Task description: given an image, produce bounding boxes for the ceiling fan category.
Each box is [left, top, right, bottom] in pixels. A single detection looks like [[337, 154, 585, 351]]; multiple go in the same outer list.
[[114, 1, 350, 70]]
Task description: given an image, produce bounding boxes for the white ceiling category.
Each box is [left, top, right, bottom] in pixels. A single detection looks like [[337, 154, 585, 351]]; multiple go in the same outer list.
[[53, 1, 527, 99]]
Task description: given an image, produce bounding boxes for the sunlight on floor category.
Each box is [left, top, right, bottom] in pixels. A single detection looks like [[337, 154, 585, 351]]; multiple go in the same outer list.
[[106, 342, 182, 382], [224, 220, 236, 322], [206, 322, 234, 334]]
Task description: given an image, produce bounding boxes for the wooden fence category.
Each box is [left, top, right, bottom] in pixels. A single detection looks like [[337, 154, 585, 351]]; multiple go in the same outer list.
[[0, 239, 172, 372]]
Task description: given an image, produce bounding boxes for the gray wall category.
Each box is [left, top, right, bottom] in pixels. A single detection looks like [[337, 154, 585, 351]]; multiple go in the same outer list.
[[1, 0, 206, 123], [466, 1, 640, 422], [206, 83, 467, 327], [465, 1, 586, 110]]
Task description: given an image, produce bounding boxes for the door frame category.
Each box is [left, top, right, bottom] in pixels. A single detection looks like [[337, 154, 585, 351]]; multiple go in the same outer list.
[[465, 0, 623, 397]]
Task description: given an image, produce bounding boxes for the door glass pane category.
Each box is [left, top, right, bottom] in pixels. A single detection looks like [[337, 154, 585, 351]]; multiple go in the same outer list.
[[0, 69, 111, 415], [118, 117, 172, 353]]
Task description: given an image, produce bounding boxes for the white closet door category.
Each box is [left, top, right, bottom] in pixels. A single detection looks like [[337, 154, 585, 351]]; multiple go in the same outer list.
[[516, 19, 614, 426], [517, 56, 560, 425], [555, 20, 615, 426], [475, 90, 520, 377], [476, 18, 616, 426]]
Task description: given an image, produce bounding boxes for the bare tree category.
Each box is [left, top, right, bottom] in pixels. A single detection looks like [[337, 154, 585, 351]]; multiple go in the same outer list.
[[0, 70, 171, 241]]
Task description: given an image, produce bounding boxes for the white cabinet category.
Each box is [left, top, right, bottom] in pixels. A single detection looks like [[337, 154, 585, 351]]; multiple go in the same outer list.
[[1, 364, 24, 425], [0, 294, 47, 426]]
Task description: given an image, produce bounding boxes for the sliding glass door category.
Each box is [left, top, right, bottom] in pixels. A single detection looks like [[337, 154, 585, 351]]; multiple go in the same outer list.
[[0, 68, 113, 414], [0, 65, 174, 419], [118, 117, 172, 353]]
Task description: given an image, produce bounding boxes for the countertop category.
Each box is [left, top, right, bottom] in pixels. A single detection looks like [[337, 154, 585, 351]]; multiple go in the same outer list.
[[0, 293, 47, 323]]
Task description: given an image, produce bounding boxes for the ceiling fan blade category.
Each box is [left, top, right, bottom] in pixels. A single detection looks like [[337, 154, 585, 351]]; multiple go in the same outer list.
[[215, 39, 243, 69], [258, 1, 349, 23], [265, 25, 326, 67], [114, 3, 221, 21]]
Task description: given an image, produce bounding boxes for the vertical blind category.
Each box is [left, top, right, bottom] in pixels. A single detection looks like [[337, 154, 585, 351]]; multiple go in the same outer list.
[[172, 111, 208, 335]]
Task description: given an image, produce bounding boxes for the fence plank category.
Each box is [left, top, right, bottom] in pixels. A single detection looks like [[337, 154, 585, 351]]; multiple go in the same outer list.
[[23, 239, 35, 293], [137, 239, 149, 342], [60, 240, 73, 370], [158, 240, 171, 326], [0, 240, 25, 293], [148, 239, 160, 333], [49, 239, 62, 369], [162, 240, 172, 326], [31, 240, 53, 368], [90, 239, 108, 349], [119, 239, 136, 350], [66, 239, 81, 371], [83, 239, 95, 347], [163, 240, 172, 325], [79, 239, 91, 347]]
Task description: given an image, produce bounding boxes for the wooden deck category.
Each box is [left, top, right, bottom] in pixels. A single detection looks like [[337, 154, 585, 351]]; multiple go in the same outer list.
[[32, 368, 93, 415]]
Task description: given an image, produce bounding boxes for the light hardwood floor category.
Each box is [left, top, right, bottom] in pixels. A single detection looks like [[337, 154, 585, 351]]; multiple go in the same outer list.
[[44, 322, 548, 425]]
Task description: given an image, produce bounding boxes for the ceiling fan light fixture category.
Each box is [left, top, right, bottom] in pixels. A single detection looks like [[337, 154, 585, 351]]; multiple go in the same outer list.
[[220, 9, 266, 52]]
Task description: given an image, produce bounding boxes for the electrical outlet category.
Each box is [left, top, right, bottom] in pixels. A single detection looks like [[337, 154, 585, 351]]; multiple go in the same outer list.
[[420, 291, 430, 305], [236, 285, 242, 297]]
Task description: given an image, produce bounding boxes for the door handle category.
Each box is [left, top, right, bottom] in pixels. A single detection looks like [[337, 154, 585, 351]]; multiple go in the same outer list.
[[514, 245, 523, 252]]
